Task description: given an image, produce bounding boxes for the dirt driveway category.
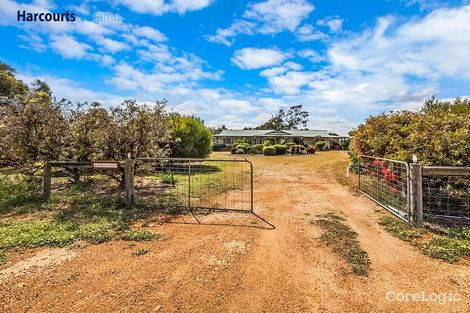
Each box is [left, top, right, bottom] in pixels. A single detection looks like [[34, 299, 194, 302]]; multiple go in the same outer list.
[[1, 152, 469, 312]]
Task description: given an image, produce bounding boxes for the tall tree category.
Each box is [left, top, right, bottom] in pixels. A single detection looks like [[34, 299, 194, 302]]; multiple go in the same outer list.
[[256, 105, 309, 130]]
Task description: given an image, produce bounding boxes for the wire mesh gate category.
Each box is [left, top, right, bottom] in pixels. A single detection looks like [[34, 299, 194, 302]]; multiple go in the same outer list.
[[133, 157, 253, 212], [358, 156, 411, 222]]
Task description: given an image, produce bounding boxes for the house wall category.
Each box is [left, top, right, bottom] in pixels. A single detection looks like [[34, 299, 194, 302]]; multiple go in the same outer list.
[[215, 136, 333, 147]]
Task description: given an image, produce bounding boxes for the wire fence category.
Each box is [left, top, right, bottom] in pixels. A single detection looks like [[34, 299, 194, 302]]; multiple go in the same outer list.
[[358, 156, 410, 221], [133, 157, 253, 213], [422, 175, 470, 222]]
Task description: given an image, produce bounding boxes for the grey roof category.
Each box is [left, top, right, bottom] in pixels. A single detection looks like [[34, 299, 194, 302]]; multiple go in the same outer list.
[[214, 129, 336, 138]]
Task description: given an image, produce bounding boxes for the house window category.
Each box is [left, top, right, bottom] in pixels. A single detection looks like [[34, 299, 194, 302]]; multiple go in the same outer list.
[[224, 138, 233, 145]]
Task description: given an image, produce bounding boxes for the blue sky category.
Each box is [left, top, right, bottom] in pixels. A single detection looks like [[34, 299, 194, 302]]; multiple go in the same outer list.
[[0, 0, 469, 134]]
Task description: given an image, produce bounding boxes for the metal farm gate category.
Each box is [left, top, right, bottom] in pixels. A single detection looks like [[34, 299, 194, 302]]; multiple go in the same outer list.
[[358, 156, 411, 222], [132, 157, 253, 213]]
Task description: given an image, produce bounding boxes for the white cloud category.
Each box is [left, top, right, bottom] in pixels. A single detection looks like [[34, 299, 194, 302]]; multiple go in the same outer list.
[[295, 24, 327, 41], [297, 49, 325, 63], [206, 0, 314, 45], [317, 17, 344, 33], [244, 0, 314, 34], [232, 48, 287, 70], [115, 0, 213, 15], [96, 37, 128, 53], [267, 71, 314, 94], [328, 6, 470, 79], [260, 62, 302, 77], [17, 73, 121, 104], [133, 26, 167, 42], [205, 20, 255, 46], [50, 34, 92, 59], [18, 33, 47, 52]]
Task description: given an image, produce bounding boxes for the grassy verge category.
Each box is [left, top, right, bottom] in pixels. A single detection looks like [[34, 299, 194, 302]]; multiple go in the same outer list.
[[313, 213, 370, 276], [379, 216, 470, 263]]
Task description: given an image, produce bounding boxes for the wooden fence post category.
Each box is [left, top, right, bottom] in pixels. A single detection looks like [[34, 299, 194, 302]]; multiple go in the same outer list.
[[43, 161, 52, 200], [124, 159, 134, 207], [410, 163, 423, 225]]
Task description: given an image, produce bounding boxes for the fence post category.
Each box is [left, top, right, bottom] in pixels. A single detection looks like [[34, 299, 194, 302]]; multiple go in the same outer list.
[[124, 159, 134, 207], [43, 161, 52, 200], [410, 163, 423, 225]]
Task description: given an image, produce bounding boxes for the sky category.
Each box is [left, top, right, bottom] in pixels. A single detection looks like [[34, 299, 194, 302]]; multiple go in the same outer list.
[[1, 0, 469, 135]]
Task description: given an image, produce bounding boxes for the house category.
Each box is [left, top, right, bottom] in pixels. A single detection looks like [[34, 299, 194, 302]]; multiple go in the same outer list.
[[214, 129, 348, 148]]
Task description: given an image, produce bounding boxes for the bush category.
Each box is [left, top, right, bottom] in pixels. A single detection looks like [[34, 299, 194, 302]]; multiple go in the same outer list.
[[289, 144, 305, 155], [248, 144, 264, 154], [315, 141, 326, 150], [230, 147, 237, 154], [235, 149, 245, 154], [263, 139, 272, 146], [263, 146, 276, 156], [350, 97, 470, 165], [273, 144, 287, 155], [236, 144, 249, 153], [306, 146, 316, 154]]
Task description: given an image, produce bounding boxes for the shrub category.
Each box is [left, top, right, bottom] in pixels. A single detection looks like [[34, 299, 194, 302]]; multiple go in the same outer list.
[[289, 144, 305, 154], [236, 144, 249, 153], [230, 147, 237, 154], [306, 146, 316, 154], [263, 139, 272, 146], [263, 146, 276, 156], [349, 97, 470, 166], [248, 144, 264, 154], [273, 144, 287, 155], [235, 149, 245, 154], [315, 141, 326, 150]]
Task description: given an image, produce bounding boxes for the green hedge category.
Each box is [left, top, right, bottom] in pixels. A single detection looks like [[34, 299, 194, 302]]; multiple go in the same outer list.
[[263, 146, 276, 156], [273, 144, 287, 155], [248, 144, 264, 154]]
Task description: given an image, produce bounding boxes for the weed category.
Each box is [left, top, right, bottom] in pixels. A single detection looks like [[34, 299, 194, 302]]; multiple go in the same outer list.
[[133, 248, 149, 256], [313, 217, 370, 276], [121, 229, 160, 242], [159, 173, 176, 185], [378, 217, 424, 242], [0, 174, 42, 213], [379, 216, 470, 263], [316, 212, 346, 221], [421, 236, 470, 263]]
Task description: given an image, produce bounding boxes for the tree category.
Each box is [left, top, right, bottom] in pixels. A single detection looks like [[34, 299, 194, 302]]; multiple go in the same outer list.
[[109, 99, 170, 160], [169, 114, 213, 158], [0, 69, 68, 173], [256, 105, 309, 130]]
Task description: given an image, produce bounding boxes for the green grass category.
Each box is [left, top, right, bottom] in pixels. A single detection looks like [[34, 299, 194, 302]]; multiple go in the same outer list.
[[313, 214, 370, 276], [0, 174, 42, 213], [378, 216, 424, 242], [0, 173, 161, 263], [138, 161, 245, 208], [379, 216, 470, 263], [121, 229, 160, 241]]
